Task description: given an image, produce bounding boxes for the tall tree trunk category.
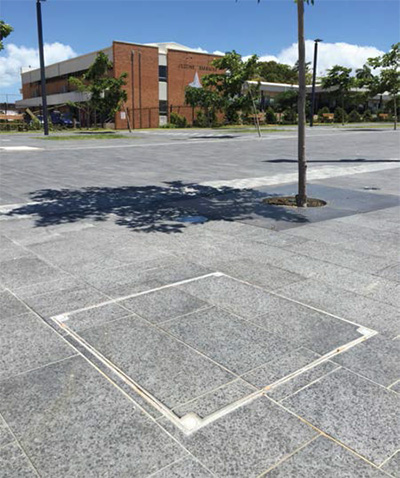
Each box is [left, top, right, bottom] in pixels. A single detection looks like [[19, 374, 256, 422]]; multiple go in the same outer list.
[[394, 95, 397, 131], [296, 0, 307, 207]]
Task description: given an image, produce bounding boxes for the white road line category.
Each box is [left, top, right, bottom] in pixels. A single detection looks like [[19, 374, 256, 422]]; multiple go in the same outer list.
[[200, 161, 400, 189], [0, 146, 43, 151]]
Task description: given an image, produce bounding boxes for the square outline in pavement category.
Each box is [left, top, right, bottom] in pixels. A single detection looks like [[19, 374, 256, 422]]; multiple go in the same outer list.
[[50, 271, 377, 435]]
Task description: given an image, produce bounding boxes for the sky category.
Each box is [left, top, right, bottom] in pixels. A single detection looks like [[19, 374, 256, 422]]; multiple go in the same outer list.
[[1, 0, 399, 99]]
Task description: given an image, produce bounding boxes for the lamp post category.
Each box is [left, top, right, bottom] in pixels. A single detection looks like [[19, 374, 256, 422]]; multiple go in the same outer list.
[[36, 0, 49, 135], [310, 38, 322, 127]]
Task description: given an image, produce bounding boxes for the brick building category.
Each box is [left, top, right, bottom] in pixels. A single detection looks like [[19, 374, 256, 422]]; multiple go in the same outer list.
[[17, 41, 222, 129]]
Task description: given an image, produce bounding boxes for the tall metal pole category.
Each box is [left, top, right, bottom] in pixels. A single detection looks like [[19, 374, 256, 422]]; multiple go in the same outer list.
[[131, 50, 135, 129], [138, 51, 142, 128], [310, 38, 322, 127], [36, 0, 49, 135]]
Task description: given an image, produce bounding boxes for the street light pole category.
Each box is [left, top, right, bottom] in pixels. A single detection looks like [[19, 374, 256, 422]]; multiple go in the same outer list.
[[310, 38, 322, 127], [36, 0, 49, 135]]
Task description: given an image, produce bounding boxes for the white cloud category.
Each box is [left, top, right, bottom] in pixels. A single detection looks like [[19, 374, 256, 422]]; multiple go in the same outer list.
[[254, 40, 384, 75], [0, 42, 77, 89], [193, 46, 209, 53]]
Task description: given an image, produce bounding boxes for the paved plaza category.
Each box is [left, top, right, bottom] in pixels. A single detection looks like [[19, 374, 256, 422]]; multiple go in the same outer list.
[[0, 126, 399, 477]]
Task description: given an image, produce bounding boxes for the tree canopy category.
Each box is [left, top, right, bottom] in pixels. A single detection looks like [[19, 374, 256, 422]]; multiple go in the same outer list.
[[69, 51, 128, 125], [367, 42, 400, 129], [257, 61, 298, 84], [0, 20, 13, 51], [185, 51, 261, 124]]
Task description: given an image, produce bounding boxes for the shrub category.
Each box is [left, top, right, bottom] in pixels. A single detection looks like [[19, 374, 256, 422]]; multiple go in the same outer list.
[[265, 107, 277, 124], [169, 112, 188, 128], [363, 109, 373, 122], [194, 110, 218, 127], [282, 109, 297, 124], [317, 106, 330, 123], [334, 107, 348, 124], [348, 110, 361, 123], [225, 109, 239, 125]]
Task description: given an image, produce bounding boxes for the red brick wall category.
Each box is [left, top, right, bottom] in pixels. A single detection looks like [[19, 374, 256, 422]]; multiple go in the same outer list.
[[167, 49, 222, 124], [113, 41, 159, 129]]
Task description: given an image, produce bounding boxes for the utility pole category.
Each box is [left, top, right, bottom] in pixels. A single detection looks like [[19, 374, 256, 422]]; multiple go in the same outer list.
[[36, 0, 49, 135], [310, 38, 322, 127]]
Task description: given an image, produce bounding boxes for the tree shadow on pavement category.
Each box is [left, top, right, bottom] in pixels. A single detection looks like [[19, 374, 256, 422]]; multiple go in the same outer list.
[[5, 181, 309, 233]]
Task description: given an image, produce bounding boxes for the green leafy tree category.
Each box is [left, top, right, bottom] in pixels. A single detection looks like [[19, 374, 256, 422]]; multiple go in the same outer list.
[[368, 43, 400, 130], [321, 65, 354, 124], [292, 60, 313, 84], [201, 51, 261, 124], [257, 61, 298, 84], [69, 52, 128, 127], [274, 90, 298, 112], [185, 86, 222, 126], [0, 20, 13, 51]]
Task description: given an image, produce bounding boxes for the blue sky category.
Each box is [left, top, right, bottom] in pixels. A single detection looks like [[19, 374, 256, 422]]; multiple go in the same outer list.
[[1, 0, 399, 98]]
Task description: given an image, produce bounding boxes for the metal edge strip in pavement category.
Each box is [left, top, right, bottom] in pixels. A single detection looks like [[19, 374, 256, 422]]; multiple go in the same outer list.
[[50, 272, 377, 435]]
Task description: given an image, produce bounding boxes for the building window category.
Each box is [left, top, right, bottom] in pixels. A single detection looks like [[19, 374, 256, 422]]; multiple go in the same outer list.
[[159, 100, 168, 115], [159, 65, 167, 82]]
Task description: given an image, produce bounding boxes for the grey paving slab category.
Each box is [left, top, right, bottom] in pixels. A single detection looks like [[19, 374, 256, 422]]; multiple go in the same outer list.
[[284, 223, 399, 260], [0, 291, 29, 318], [278, 279, 400, 337], [0, 236, 31, 263], [247, 295, 361, 355], [333, 335, 400, 387], [162, 307, 295, 374], [151, 457, 214, 477], [281, 239, 394, 274], [84, 261, 211, 298], [267, 360, 340, 401], [0, 417, 14, 448], [265, 435, 391, 477], [280, 259, 400, 308], [282, 368, 400, 465], [80, 316, 235, 409], [0, 256, 67, 289], [213, 258, 305, 291], [390, 380, 400, 393], [242, 348, 319, 386], [171, 378, 255, 418], [13, 276, 87, 301], [334, 212, 400, 233], [21, 284, 108, 318], [376, 264, 400, 283], [77, 255, 182, 290], [0, 312, 75, 381], [120, 287, 209, 324], [382, 451, 400, 478], [243, 348, 340, 401], [160, 395, 317, 478], [0, 442, 38, 478], [178, 274, 278, 319], [0, 355, 187, 477], [64, 302, 135, 332]]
